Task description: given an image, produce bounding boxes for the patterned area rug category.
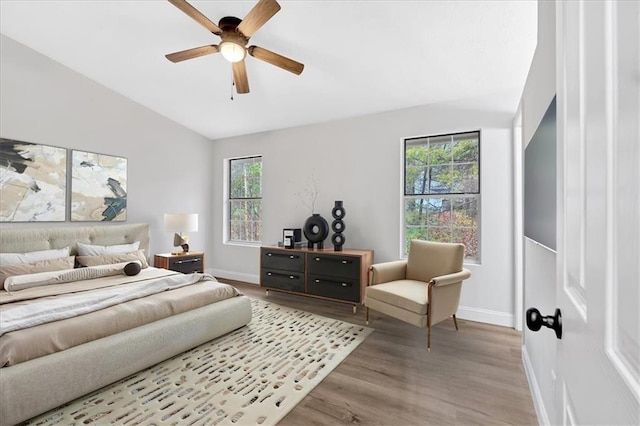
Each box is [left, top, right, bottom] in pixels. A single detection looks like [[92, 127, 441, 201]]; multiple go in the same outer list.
[[24, 299, 372, 426]]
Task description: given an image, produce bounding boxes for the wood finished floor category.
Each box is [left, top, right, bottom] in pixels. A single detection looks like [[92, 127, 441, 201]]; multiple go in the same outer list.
[[221, 280, 538, 426]]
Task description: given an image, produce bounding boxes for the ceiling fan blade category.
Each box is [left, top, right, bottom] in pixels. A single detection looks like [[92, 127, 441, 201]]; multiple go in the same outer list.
[[233, 60, 250, 94], [167, 0, 222, 35], [237, 0, 281, 38], [165, 45, 219, 63], [248, 46, 304, 75]]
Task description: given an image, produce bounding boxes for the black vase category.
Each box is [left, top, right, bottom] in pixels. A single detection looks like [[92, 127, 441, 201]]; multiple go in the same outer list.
[[303, 213, 329, 249], [331, 201, 346, 251]]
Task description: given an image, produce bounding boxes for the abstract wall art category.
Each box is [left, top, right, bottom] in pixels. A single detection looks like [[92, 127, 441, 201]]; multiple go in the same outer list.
[[0, 138, 67, 222], [71, 150, 127, 222]]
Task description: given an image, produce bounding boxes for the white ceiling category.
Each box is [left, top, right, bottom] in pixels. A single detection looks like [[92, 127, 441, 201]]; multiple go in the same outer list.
[[0, 0, 537, 140]]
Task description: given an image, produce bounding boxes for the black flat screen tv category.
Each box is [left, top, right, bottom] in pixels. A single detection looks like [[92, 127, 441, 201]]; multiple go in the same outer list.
[[524, 96, 557, 250]]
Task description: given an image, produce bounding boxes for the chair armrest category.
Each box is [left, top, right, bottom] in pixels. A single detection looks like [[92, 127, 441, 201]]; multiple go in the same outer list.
[[369, 260, 407, 285], [429, 268, 471, 287]]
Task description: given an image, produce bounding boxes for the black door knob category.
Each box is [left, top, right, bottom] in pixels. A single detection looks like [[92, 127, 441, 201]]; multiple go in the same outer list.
[[526, 308, 562, 339]]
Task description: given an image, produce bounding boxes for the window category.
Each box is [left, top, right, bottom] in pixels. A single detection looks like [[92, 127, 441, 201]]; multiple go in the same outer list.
[[403, 131, 480, 260], [228, 156, 262, 243]]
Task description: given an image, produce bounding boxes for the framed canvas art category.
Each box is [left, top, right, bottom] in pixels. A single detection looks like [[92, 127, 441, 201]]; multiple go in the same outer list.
[[71, 150, 127, 222], [0, 138, 67, 222]]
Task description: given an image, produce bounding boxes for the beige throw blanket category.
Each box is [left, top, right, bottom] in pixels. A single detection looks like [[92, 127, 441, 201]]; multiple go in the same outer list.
[[0, 268, 217, 336]]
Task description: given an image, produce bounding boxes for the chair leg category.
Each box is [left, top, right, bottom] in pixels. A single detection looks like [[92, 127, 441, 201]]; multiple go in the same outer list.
[[427, 325, 431, 352], [365, 307, 369, 325], [453, 314, 459, 331]]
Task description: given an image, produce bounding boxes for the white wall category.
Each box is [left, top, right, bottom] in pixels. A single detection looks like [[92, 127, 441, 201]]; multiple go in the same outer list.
[[210, 92, 520, 326], [0, 35, 214, 258], [520, 1, 557, 424]]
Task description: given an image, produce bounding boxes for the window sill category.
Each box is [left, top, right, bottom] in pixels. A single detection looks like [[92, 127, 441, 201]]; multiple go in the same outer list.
[[224, 240, 262, 248]]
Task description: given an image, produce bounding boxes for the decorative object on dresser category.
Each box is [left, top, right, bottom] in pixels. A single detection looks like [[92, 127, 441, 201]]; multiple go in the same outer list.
[[260, 246, 373, 312], [282, 227, 301, 249], [0, 138, 67, 222], [331, 200, 346, 251], [71, 150, 127, 222], [164, 213, 198, 253], [303, 213, 329, 249], [155, 252, 205, 274]]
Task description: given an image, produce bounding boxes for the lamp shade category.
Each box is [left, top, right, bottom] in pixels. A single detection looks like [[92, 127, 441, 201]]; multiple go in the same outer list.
[[164, 213, 198, 233], [220, 41, 246, 63]]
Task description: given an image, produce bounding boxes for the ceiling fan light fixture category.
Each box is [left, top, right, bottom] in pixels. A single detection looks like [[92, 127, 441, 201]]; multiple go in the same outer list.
[[220, 41, 246, 63]]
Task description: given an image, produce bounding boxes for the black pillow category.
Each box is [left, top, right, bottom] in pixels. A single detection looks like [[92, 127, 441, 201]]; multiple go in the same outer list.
[[124, 262, 141, 276]]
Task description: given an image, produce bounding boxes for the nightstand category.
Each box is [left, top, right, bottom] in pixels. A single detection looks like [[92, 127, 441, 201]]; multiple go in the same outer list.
[[154, 252, 205, 274]]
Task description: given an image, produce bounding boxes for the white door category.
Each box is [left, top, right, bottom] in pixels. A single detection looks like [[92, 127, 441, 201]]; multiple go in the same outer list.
[[555, 0, 639, 424]]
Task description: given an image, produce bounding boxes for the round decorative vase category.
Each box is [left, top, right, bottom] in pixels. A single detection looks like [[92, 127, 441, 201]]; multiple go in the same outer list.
[[331, 201, 346, 251], [303, 213, 329, 249]]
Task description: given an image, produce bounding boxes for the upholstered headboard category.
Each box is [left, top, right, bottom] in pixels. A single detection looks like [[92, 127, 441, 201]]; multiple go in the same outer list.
[[0, 224, 150, 260]]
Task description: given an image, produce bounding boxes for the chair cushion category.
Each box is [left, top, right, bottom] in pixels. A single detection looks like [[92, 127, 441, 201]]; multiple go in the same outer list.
[[365, 280, 428, 315], [406, 240, 464, 282]]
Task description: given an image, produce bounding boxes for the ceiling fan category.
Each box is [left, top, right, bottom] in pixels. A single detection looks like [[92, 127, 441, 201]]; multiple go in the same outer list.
[[165, 0, 304, 95]]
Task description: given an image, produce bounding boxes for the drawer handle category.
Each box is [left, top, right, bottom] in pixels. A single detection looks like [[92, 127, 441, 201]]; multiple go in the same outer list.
[[314, 257, 352, 265], [267, 271, 299, 279], [313, 279, 350, 287], [267, 253, 300, 259], [175, 259, 199, 264]]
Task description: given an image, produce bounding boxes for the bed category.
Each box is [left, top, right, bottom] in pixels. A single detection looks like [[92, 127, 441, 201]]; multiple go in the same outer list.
[[0, 223, 252, 426]]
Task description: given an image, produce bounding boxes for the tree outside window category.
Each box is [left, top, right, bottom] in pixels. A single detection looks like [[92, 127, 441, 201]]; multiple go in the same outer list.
[[229, 156, 262, 243], [404, 131, 480, 260]]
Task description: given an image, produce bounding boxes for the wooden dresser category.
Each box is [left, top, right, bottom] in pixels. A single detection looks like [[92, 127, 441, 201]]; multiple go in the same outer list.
[[259, 246, 373, 312]]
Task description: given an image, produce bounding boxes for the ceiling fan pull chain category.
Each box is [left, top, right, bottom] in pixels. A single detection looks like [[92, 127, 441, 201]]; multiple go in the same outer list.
[[230, 74, 235, 101]]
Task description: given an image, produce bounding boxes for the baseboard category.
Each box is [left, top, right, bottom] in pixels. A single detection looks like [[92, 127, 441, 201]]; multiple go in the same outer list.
[[208, 269, 259, 285], [522, 344, 548, 426], [456, 305, 514, 327]]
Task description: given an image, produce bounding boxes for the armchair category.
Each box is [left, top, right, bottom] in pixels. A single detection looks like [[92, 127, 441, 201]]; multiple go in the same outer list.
[[364, 240, 471, 351]]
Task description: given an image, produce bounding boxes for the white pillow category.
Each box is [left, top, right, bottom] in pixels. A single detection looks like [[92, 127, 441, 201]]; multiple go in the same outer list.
[[0, 256, 76, 285], [76, 250, 149, 268], [76, 241, 140, 256], [0, 247, 71, 266], [4, 261, 136, 292]]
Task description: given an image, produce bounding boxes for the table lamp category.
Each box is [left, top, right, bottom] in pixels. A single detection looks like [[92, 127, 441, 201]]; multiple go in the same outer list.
[[164, 213, 198, 254]]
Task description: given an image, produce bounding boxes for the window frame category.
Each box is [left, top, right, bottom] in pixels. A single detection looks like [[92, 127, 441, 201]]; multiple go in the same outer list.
[[401, 130, 481, 262], [225, 155, 263, 246]]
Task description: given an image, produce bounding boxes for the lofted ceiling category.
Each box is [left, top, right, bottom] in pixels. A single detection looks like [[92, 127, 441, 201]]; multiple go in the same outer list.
[[0, 1, 537, 140]]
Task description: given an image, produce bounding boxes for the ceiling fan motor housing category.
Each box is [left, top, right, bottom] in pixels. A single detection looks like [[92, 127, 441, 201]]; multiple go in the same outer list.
[[219, 16, 243, 33], [219, 16, 248, 47]]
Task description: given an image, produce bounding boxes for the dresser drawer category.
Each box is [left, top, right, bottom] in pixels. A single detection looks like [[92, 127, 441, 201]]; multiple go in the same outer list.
[[307, 273, 359, 302], [261, 249, 304, 272], [169, 255, 203, 273], [307, 254, 360, 279], [261, 269, 305, 292]]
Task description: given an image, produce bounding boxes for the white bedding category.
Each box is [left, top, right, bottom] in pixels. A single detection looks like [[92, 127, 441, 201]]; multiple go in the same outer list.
[[0, 267, 218, 336]]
